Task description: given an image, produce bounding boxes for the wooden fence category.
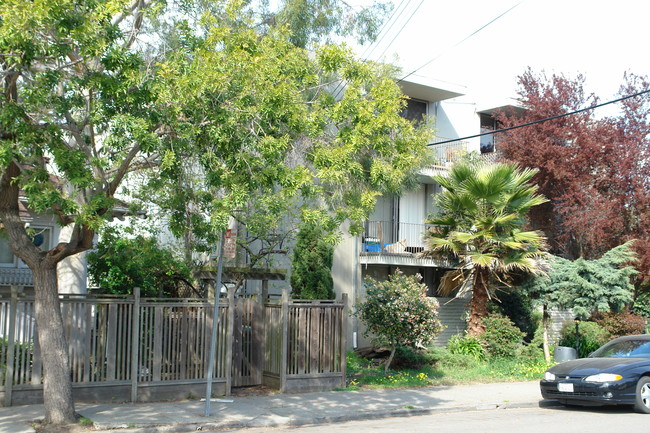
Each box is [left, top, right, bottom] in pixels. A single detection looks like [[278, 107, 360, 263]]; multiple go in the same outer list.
[[0, 288, 346, 406]]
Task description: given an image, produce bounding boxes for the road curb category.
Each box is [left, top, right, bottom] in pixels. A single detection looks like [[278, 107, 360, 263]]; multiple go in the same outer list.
[[91, 400, 547, 432]]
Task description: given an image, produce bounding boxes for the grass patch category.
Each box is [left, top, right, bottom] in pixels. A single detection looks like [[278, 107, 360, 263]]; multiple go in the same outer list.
[[343, 348, 554, 390]]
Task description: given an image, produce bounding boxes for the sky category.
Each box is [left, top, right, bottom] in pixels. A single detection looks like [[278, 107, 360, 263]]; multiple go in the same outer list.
[[346, 0, 650, 112]]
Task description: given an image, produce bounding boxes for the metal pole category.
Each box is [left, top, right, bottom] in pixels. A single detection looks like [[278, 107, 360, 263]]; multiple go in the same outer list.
[[204, 231, 226, 417]]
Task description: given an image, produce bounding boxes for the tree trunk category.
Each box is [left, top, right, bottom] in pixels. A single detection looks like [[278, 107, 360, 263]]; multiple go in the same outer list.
[[384, 345, 396, 375], [467, 268, 489, 335], [33, 264, 76, 424]]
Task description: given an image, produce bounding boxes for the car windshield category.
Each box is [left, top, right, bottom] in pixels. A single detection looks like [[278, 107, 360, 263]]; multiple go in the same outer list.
[[590, 339, 650, 358]]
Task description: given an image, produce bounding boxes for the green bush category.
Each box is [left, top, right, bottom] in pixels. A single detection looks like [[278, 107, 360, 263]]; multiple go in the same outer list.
[[357, 271, 444, 372], [479, 313, 525, 359], [559, 321, 610, 358], [88, 226, 192, 297], [392, 345, 436, 369], [447, 334, 486, 361], [489, 290, 539, 342], [428, 347, 480, 370], [290, 222, 334, 300], [592, 310, 646, 337]]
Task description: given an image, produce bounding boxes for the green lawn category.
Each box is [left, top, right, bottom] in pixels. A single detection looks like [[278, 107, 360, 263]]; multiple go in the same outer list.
[[341, 349, 554, 391]]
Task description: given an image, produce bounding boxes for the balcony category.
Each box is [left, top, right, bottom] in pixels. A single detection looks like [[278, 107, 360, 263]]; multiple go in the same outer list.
[[429, 138, 470, 167], [360, 221, 456, 268], [0, 268, 33, 287]]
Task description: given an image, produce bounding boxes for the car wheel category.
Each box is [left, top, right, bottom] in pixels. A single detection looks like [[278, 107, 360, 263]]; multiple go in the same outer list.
[[634, 376, 650, 414]]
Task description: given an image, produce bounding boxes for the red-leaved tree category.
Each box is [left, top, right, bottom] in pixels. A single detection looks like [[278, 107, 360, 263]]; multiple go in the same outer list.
[[494, 69, 650, 292]]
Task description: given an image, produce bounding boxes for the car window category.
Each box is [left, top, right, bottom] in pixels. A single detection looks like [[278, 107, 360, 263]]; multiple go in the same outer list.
[[591, 339, 650, 358]]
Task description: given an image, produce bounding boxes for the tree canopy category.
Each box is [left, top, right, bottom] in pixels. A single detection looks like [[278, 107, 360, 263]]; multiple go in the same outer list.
[[494, 69, 650, 293], [522, 241, 637, 320]]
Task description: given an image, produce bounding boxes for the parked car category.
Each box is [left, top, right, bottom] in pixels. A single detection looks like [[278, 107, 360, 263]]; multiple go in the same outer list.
[[540, 334, 650, 413]]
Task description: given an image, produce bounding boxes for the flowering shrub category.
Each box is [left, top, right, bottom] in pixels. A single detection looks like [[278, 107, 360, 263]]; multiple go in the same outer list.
[[357, 270, 443, 373]]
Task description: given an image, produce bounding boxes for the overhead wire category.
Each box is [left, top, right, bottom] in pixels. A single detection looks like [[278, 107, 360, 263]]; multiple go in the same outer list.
[[374, 0, 425, 61], [427, 88, 650, 147], [398, 1, 524, 83], [332, 0, 420, 98]]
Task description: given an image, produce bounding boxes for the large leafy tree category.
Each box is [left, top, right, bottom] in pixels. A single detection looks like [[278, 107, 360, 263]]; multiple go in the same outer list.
[[424, 160, 548, 335], [149, 12, 432, 260], [0, 0, 429, 423], [494, 69, 650, 294], [522, 241, 637, 361]]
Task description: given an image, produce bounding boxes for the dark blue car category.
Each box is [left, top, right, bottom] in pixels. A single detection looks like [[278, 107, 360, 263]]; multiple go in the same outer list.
[[540, 334, 650, 413]]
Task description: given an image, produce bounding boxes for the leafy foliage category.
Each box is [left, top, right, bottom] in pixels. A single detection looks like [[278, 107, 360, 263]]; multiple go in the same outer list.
[[558, 321, 610, 358], [290, 222, 334, 299], [446, 334, 486, 361], [592, 310, 647, 338], [424, 159, 548, 334], [494, 69, 650, 292], [357, 271, 443, 373], [522, 242, 637, 319], [478, 313, 525, 359], [88, 227, 192, 298], [489, 290, 539, 342]]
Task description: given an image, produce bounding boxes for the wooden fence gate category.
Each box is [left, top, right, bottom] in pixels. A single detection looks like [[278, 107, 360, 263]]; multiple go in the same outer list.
[[231, 297, 263, 387]]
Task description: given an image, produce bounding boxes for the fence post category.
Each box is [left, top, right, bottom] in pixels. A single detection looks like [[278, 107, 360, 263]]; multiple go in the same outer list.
[[225, 287, 235, 396], [3, 286, 18, 407], [340, 294, 348, 389], [280, 289, 289, 393], [130, 288, 141, 402]]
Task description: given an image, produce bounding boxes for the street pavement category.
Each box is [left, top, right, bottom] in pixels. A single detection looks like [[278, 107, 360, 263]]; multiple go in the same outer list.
[[0, 381, 548, 433]]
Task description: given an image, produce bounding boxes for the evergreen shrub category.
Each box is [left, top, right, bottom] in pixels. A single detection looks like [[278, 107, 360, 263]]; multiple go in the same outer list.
[[479, 313, 525, 359]]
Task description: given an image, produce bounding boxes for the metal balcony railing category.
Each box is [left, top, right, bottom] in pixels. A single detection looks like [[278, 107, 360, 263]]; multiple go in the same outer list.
[[429, 138, 470, 167], [362, 221, 432, 254]]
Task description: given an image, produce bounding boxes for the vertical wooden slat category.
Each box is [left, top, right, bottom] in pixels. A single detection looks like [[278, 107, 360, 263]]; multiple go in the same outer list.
[[83, 303, 93, 382], [340, 295, 348, 386], [309, 307, 319, 374], [3, 286, 18, 406], [130, 288, 141, 402], [280, 290, 288, 392], [106, 304, 117, 380], [153, 306, 163, 381], [225, 289, 234, 395]]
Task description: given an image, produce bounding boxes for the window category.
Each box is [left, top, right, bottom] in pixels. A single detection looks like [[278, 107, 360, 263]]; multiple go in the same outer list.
[[0, 227, 52, 267], [479, 113, 498, 153], [401, 98, 428, 124]]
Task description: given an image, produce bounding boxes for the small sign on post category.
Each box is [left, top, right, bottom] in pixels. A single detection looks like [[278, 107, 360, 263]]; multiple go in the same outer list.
[[223, 228, 237, 259]]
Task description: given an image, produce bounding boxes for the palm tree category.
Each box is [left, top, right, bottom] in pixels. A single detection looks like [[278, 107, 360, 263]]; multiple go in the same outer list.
[[424, 160, 549, 335]]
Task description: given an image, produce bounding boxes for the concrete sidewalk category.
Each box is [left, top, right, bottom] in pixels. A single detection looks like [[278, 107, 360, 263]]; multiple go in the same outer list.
[[0, 381, 544, 433]]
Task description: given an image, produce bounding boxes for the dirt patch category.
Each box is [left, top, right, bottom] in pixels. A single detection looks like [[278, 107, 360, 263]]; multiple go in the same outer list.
[[31, 414, 95, 433], [230, 385, 278, 397]]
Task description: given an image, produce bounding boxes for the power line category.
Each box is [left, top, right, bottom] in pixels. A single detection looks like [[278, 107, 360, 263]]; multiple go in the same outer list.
[[375, 0, 425, 61], [428, 88, 650, 147], [399, 1, 523, 83], [360, 0, 411, 61]]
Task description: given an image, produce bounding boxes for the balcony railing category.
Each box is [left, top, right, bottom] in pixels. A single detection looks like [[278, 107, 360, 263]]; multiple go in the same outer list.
[[362, 221, 432, 254], [429, 138, 470, 167], [0, 268, 33, 287]]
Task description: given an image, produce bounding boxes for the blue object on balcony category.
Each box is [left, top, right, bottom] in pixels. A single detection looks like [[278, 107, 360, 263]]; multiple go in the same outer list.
[[364, 242, 382, 252]]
